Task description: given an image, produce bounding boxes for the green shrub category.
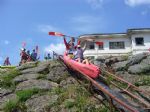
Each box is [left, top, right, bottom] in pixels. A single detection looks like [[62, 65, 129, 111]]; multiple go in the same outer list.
[[16, 88, 40, 102], [0, 69, 21, 89], [135, 76, 150, 86], [3, 99, 26, 112]]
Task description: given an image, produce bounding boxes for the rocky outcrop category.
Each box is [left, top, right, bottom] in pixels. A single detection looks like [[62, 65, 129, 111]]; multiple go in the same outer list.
[[15, 62, 37, 71], [26, 95, 58, 112], [16, 80, 58, 91], [126, 53, 148, 67], [47, 66, 68, 83], [113, 61, 128, 71], [0, 94, 17, 109]]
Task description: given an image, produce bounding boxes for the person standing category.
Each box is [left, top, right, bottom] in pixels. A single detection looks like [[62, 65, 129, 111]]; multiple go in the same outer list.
[[3, 57, 11, 66], [31, 49, 37, 61]]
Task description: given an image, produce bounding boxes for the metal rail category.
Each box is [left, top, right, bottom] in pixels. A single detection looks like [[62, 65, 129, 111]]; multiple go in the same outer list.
[[52, 51, 150, 112]]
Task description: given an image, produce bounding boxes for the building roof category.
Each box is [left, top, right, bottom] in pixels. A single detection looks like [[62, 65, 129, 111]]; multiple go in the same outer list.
[[79, 28, 150, 39]]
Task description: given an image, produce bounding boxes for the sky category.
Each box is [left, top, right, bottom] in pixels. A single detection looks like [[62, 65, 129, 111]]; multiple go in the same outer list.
[[0, 0, 150, 65]]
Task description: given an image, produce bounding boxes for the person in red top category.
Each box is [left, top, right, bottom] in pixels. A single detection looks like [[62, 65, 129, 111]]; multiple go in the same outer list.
[[3, 57, 11, 66], [20, 48, 28, 65], [63, 36, 80, 53]]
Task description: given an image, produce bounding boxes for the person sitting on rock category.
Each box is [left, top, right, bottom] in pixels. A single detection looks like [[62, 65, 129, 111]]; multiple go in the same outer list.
[[3, 57, 11, 66]]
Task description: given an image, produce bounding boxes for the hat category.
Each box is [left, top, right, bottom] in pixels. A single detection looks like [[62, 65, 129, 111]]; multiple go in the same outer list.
[[77, 45, 81, 48]]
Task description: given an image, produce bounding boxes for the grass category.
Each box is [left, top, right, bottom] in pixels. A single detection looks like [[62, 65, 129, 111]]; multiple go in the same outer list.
[[3, 88, 41, 112], [48, 85, 110, 112], [134, 76, 150, 86], [0, 69, 21, 89], [3, 99, 26, 112], [16, 88, 40, 102]]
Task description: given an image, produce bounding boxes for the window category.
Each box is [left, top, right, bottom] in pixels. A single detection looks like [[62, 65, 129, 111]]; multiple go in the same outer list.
[[89, 43, 95, 49], [96, 42, 104, 50], [99, 44, 103, 50], [135, 37, 144, 46], [109, 41, 125, 49]]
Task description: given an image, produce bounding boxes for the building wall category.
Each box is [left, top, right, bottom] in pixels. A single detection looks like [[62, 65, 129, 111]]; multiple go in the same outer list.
[[84, 37, 132, 58], [131, 33, 150, 54]]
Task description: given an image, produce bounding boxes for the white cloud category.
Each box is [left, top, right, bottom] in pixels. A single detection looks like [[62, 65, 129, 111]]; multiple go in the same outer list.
[[125, 0, 150, 7], [38, 25, 61, 33], [71, 15, 106, 33], [44, 43, 65, 55], [86, 0, 104, 9], [4, 40, 10, 45]]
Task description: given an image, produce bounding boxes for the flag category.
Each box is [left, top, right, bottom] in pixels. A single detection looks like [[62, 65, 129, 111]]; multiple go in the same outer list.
[[35, 45, 39, 54], [22, 42, 26, 48], [48, 32, 64, 36], [95, 42, 103, 45]]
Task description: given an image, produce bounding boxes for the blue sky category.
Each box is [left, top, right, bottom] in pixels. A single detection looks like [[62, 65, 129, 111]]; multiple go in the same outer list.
[[0, 0, 150, 65]]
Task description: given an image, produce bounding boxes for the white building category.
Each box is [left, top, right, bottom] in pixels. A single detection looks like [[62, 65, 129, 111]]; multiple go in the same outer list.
[[79, 28, 150, 58]]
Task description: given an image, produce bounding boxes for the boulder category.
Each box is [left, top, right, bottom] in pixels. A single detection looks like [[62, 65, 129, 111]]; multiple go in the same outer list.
[[47, 66, 68, 83], [0, 94, 17, 110], [0, 89, 12, 97], [21, 63, 50, 74], [26, 95, 58, 112], [128, 63, 150, 74], [16, 80, 58, 91], [13, 73, 41, 83], [113, 61, 128, 71], [15, 62, 37, 71], [59, 77, 79, 88], [127, 53, 148, 66]]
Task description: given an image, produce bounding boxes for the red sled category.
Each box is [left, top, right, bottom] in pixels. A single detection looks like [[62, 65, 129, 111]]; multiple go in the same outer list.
[[63, 52, 100, 78]]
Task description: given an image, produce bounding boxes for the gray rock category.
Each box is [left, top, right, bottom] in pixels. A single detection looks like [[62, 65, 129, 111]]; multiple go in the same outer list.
[[127, 53, 148, 66], [59, 77, 79, 87], [116, 72, 142, 84], [0, 69, 7, 74], [0, 89, 12, 97], [26, 95, 58, 112], [47, 66, 68, 83], [128, 64, 150, 74], [16, 80, 58, 91], [13, 73, 41, 83], [16, 62, 37, 71], [0, 94, 17, 110], [21, 62, 50, 74], [113, 61, 128, 71]]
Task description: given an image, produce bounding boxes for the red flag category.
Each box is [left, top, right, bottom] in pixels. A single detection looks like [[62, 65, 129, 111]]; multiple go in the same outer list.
[[48, 32, 64, 36], [95, 42, 103, 45]]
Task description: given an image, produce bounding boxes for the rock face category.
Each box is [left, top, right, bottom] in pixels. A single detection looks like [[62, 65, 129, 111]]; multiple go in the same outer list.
[[127, 53, 148, 66], [16, 80, 58, 91], [26, 95, 58, 112], [113, 61, 128, 71], [0, 94, 17, 109], [47, 66, 68, 83], [0, 57, 149, 112], [13, 73, 41, 83], [16, 62, 37, 71]]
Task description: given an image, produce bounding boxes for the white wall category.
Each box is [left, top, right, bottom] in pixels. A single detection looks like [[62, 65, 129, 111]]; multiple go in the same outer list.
[[84, 37, 132, 58], [131, 33, 150, 54]]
